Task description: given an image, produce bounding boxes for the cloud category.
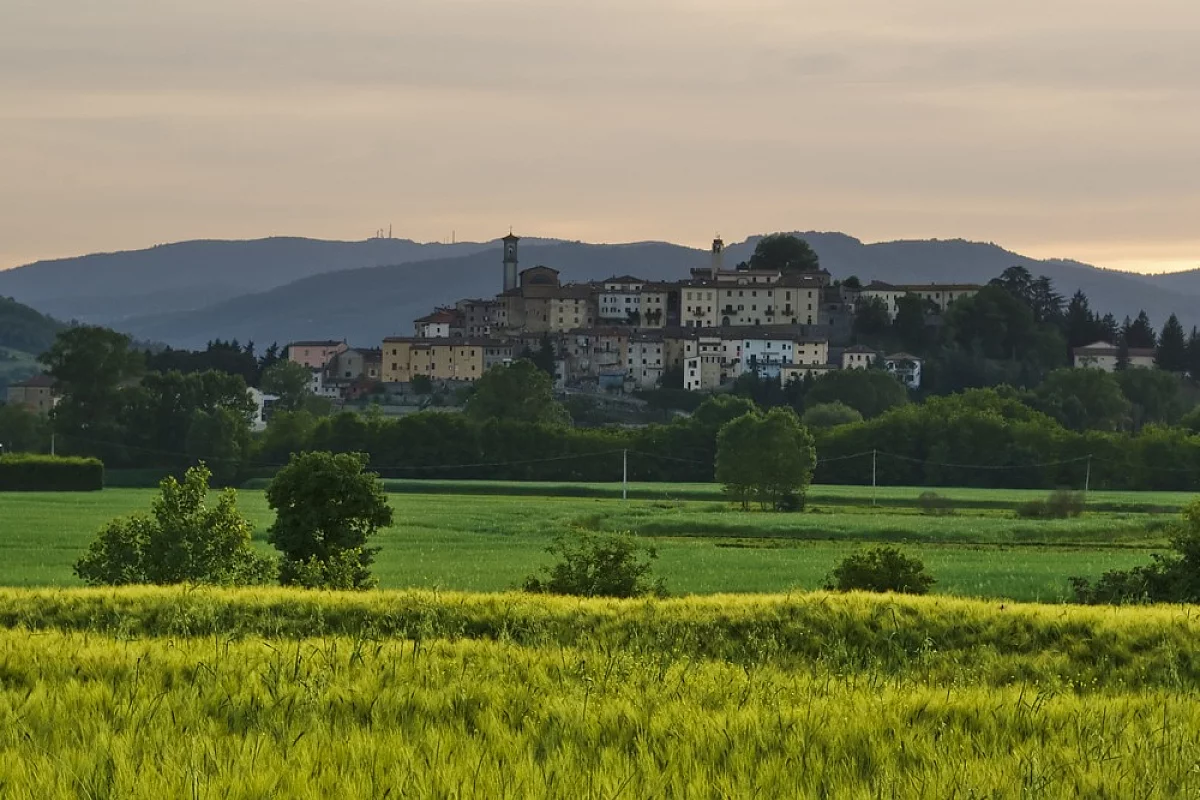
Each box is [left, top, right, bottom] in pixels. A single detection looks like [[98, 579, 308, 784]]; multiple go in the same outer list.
[[1, 0, 1198, 271]]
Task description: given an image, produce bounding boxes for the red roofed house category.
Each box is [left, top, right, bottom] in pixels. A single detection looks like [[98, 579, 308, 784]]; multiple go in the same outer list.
[[414, 308, 464, 339], [5, 374, 58, 415]]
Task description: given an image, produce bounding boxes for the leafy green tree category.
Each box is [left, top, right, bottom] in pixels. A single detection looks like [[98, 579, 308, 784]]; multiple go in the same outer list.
[[804, 368, 907, 419], [892, 294, 929, 353], [464, 360, 568, 425], [266, 451, 394, 589], [1156, 314, 1188, 372], [1033, 368, 1130, 432], [746, 233, 820, 273], [124, 370, 255, 469], [410, 374, 434, 395], [852, 296, 891, 340], [801, 401, 863, 429], [185, 407, 250, 486], [74, 463, 274, 586], [841, 275, 862, 289], [716, 407, 816, 510], [0, 403, 50, 453], [40, 326, 143, 459], [1116, 368, 1185, 430], [261, 360, 316, 412], [524, 531, 664, 598]]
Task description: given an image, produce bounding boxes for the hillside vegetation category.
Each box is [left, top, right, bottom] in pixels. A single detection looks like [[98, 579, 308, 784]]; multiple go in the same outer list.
[[0, 295, 61, 355], [0, 588, 1198, 797]]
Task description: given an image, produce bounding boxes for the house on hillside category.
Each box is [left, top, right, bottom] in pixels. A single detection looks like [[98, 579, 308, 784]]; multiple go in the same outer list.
[[287, 340, 347, 370], [414, 308, 463, 339], [841, 345, 879, 370], [1072, 341, 1156, 371], [5, 374, 57, 415], [884, 353, 923, 390]]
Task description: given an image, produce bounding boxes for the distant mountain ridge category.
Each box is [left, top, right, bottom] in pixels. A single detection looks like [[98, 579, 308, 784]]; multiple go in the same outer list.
[[2, 233, 1198, 349]]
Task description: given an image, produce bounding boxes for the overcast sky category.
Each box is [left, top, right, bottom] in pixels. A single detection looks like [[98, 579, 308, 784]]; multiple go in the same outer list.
[[3, 0, 1199, 273]]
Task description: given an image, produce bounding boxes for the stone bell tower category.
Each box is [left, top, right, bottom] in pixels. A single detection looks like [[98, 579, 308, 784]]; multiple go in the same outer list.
[[502, 231, 520, 292], [711, 236, 725, 272]]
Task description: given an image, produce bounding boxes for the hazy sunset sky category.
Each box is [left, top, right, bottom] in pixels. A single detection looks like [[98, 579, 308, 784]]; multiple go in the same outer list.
[[3, 0, 1199, 272]]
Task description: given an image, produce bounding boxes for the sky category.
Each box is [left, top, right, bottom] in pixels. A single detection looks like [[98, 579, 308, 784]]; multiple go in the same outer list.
[[2, 0, 1199, 273]]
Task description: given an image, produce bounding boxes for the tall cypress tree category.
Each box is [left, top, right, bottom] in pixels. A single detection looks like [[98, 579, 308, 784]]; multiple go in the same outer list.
[[1156, 314, 1188, 372]]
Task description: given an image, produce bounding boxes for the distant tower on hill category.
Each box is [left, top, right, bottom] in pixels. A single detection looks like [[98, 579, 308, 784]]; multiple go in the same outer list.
[[502, 231, 520, 292], [711, 236, 725, 272]]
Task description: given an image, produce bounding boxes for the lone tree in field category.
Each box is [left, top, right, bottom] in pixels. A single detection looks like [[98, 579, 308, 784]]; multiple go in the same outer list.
[[266, 451, 393, 590], [715, 407, 817, 510], [75, 463, 275, 586]]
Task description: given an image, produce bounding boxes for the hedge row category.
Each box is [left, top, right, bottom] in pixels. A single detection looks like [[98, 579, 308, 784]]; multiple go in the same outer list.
[[0, 454, 104, 491]]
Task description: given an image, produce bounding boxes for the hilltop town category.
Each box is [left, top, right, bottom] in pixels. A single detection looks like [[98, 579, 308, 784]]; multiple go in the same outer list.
[[283, 234, 985, 403]]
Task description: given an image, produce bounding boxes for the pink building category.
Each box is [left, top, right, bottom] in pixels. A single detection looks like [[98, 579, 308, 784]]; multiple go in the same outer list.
[[287, 340, 347, 370]]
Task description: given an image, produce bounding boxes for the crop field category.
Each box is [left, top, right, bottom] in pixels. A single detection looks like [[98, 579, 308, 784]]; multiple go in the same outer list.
[[0, 588, 1199, 798], [0, 487, 1176, 601]]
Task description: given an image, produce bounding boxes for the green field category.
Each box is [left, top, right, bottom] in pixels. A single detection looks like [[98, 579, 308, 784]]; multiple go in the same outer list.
[[309, 478, 1198, 512], [0, 588, 1198, 798], [0, 487, 1175, 601]]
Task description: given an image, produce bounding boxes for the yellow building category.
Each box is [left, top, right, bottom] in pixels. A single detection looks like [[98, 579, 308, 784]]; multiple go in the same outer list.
[[381, 338, 487, 383], [860, 282, 981, 320]]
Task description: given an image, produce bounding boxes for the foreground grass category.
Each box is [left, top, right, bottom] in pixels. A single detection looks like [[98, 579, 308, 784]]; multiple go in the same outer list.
[[1, 588, 1199, 798], [0, 490, 1169, 601]]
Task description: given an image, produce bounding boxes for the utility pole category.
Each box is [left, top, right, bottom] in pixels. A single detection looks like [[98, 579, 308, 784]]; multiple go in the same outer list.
[[1084, 454, 1092, 498], [622, 449, 628, 503], [872, 449, 877, 507], [50, 431, 55, 457]]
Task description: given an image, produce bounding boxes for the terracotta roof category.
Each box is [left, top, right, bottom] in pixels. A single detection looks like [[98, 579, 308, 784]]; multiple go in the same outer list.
[[604, 275, 646, 284], [843, 345, 878, 354], [288, 340, 344, 348], [1073, 343, 1156, 359], [11, 374, 55, 389], [415, 309, 461, 325]]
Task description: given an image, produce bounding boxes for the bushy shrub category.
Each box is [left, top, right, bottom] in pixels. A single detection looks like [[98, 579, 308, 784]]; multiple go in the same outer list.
[[1072, 500, 1200, 604], [917, 491, 954, 517], [74, 463, 274, 586], [826, 546, 935, 595], [0, 454, 103, 491], [524, 531, 665, 598], [1015, 489, 1085, 519], [776, 491, 805, 512]]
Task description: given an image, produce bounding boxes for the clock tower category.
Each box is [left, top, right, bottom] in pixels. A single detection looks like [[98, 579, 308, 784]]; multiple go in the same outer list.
[[502, 232, 520, 292]]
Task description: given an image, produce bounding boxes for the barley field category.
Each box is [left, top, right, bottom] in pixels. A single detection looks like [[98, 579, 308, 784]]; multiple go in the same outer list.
[[0, 489, 1170, 600], [0, 588, 1198, 798]]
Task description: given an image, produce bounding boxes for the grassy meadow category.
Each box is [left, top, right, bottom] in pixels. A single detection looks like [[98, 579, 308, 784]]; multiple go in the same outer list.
[[1, 588, 1200, 798], [0, 486, 1176, 601]]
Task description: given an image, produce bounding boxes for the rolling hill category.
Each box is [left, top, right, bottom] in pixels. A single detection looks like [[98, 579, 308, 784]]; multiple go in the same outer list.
[[0, 295, 62, 391], [0, 237, 519, 324], [3, 232, 1198, 349]]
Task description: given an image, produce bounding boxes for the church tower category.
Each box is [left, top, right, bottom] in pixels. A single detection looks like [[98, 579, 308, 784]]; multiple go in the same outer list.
[[502, 232, 520, 292], [711, 236, 725, 273]]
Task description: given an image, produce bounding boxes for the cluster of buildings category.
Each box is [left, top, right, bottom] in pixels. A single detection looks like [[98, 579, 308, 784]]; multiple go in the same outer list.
[[283, 235, 981, 397]]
